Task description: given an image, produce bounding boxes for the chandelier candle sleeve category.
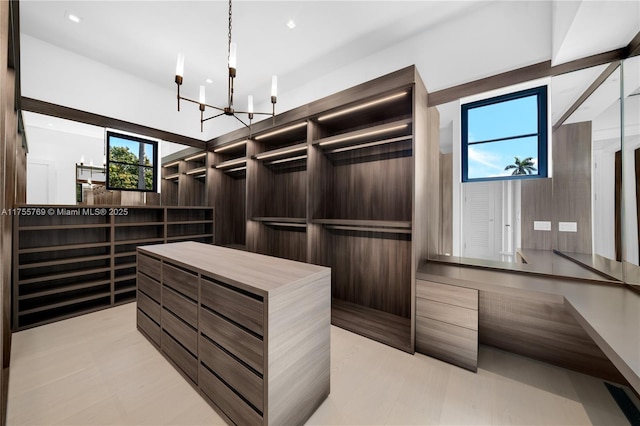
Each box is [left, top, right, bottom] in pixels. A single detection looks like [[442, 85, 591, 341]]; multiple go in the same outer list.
[[229, 43, 237, 71]]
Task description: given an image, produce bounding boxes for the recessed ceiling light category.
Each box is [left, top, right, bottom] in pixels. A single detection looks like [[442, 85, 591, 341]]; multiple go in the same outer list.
[[206, 78, 213, 84], [286, 19, 296, 30], [66, 12, 81, 23]]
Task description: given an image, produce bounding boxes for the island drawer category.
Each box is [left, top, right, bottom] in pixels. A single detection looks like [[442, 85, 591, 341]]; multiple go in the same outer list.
[[163, 263, 198, 300], [200, 307, 264, 374], [200, 335, 264, 411], [163, 286, 197, 328], [138, 272, 160, 302], [138, 254, 161, 281], [201, 275, 264, 336], [199, 364, 262, 426], [162, 307, 197, 355], [162, 330, 197, 384]]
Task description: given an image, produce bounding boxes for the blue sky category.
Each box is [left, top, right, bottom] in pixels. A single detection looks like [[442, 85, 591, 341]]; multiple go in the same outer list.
[[467, 94, 539, 179]]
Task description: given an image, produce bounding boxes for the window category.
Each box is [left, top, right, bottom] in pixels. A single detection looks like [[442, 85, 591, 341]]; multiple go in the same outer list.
[[106, 131, 158, 191], [461, 86, 548, 182]]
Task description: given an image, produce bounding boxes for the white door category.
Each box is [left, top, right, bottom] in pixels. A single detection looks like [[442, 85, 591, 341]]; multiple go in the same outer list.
[[27, 160, 55, 204], [462, 181, 502, 260]]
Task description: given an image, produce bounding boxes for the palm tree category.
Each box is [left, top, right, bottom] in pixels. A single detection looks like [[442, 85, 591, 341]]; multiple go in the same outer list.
[[504, 156, 537, 175]]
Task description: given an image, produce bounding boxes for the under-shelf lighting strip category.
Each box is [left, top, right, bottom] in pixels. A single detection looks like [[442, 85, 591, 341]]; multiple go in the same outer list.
[[254, 145, 307, 160], [318, 124, 408, 147], [164, 160, 181, 168], [185, 167, 207, 175], [213, 139, 248, 153], [183, 152, 207, 162], [266, 155, 307, 165], [317, 91, 408, 121], [254, 122, 307, 140], [214, 158, 246, 169], [226, 166, 246, 173]]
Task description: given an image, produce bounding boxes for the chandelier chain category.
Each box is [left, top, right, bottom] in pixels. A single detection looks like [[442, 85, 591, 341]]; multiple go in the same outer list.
[[228, 0, 232, 59]]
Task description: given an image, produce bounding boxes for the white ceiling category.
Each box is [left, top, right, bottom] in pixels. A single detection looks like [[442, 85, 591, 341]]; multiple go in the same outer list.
[[18, 0, 640, 145]]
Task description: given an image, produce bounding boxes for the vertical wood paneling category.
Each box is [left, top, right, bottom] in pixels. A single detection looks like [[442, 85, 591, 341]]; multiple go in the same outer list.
[[439, 153, 453, 255], [552, 122, 592, 253], [210, 152, 246, 247], [331, 229, 412, 317], [521, 178, 553, 250], [479, 291, 628, 385]]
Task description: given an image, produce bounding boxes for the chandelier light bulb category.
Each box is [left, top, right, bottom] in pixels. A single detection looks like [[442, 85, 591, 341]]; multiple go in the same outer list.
[[175, 53, 185, 77], [228, 43, 237, 69], [248, 95, 254, 114], [271, 75, 278, 98], [199, 86, 206, 105]]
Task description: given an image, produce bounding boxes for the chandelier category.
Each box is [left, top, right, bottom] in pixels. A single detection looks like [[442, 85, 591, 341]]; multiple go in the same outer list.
[[174, 0, 277, 133]]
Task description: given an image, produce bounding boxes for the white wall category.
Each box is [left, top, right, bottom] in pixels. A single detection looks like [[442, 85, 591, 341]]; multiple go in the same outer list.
[[26, 126, 104, 204]]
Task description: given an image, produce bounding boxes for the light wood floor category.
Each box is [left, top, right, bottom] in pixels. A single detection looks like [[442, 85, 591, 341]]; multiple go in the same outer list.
[[6, 302, 633, 425]]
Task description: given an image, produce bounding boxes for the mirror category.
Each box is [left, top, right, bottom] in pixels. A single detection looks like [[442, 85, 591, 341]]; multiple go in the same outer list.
[[433, 62, 625, 282], [622, 55, 640, 287], [22, 112, 186, 205]]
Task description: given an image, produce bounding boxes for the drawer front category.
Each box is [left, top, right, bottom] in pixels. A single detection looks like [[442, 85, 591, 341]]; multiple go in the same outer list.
[[201, 276, 263, 336], [417, 280, 478, 310], [200, 307, 264, 374], [138, 253, 161, 281], [416, 316, 478, 371], [162, 331, 197, 384], [163, 263, 198, 301], [416, 298, 478, 331], [137, 272, 160, 302], [163, 308, 197, 355], [200, 335, 264, 412], [137, 308, 160, 347], [163, 286, 197, 328], [199, 364, 263, 426], [138, 290, 161, 324]]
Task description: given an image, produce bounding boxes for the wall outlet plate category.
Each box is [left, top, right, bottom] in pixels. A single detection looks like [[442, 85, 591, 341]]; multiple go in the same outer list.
[[558, 222, 578, 232], [534, 221, 551, 231]]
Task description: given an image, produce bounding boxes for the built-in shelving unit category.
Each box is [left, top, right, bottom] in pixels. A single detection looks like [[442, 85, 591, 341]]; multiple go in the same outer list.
[[161, 151, 209, 206], [209, 140, 247, 249], [203, 65, 439, 353], [247, 121, 309, 262], [12, 205, 214, 330]]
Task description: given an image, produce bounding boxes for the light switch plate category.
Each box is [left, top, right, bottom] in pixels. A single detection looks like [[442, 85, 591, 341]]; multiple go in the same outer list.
[[534, 221, 551, 231], [558, 222, 577, 232]]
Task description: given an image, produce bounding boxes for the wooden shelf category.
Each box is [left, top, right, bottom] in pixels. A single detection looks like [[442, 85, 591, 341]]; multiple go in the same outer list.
[[314, 118, 412, 151], [18, 266, 111, 285], [311, 219, 411, 229], [164, 173, 180, 180], [253, 142, 307, 162], [185, 166, 207, 176], [252, 217, 307, 228], [13, 206, 215, 330], [332, 298, 411, 352], [18, 254, 111, 270], [19, 279, 112, 300], [214, 157, 247, 170]]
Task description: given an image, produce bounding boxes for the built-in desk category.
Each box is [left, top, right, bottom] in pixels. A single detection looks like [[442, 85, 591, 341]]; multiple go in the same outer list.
[[136, 242, 331, 426], [417, 261, 640, 395]]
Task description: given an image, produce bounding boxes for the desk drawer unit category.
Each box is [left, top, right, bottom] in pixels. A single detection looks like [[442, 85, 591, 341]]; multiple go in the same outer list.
[[416, 280, 478, 371]]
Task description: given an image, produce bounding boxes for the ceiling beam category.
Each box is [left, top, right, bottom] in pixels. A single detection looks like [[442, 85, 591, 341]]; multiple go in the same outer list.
[[428, 48, 626, 107], [552, 60, 622, 132], [625, 30, 640, 58], [21, 97, 206, 149]]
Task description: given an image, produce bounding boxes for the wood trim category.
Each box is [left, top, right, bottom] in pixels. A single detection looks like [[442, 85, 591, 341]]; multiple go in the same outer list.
[[207, 66, 417, 150], [20, 97, 206, 149], [429, 48, 626, 107], [625, 30, 640, 58], [553, 61, 621, 131]]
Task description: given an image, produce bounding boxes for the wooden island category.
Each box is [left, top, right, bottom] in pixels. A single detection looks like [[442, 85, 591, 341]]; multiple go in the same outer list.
[[136, 241, 331, 426]]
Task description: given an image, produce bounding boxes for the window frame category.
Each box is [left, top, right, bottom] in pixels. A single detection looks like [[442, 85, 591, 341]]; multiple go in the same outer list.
[[106, 131, 159, 192], [461, 85, 548, 183]]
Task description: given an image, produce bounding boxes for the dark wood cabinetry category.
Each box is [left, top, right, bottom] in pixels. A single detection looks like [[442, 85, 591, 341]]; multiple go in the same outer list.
[[136, 242, 331, 426], [12, 206, 213, 330], [198, 66, 439, 353]]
